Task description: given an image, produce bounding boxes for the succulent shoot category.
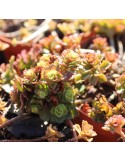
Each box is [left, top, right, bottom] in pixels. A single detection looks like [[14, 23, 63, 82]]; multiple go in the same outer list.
[[51, 104, 68, 118], [45, 124, 64, 142], [91, 95, 113, 123], [73, 120, 97, 142], [102, 115, 125, 141]]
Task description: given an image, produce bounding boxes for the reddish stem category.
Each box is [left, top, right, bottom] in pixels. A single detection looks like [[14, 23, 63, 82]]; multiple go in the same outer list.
[[20, 92, 28, 114], [20, 93, 25, 114], [0, 136, 46, 142], [0, 113, 30, 129], [66, 119, 78, 141]]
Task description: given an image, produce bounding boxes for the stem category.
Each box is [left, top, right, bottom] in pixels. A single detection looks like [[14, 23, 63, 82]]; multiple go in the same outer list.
[[76, 107, 88, 116], [75, 98, 92, 105], [0, 136, 47, 142], [0, 26, 38, 38], [119, 131, 125, 142], [20, 92, 29, 114], [109, 36, 115, 53], [20, 93, 25, 114], [66, 119, 78, 141], [17, 19, 51, 44], [107, 91, 117, 102], [118, 40, 124, 60], [103, 80, 115, 89], [66, 137, 78, 142], [0, 113, 30, 129]]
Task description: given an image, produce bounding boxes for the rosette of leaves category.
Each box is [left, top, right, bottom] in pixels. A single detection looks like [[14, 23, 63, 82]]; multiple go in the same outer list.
[[93, 20, 125, 53], [73, 19, 94, 33], [57, 22, 77, 35], [90, 37, 119, 63], [102, 115, 125, 141], [116, 74, 125, 98], [93, 19, 125, 36], [74, 52, 111, 85], [48, 84, 78, 123], [14, 48, 41, 72], [29, 98, 44, 114], [0, 56, 16, 84], [37, 54, 51, 67], [23, 68, 37, 82], [45, 124, 64, 142], [34, 82, 49, 99], [50, 103, 77, 123], [58, 83, 78, 103], [61, 49, 81, 73], [21, 91, 77, 124], [10, 63, 78, 124], [39, 33, 63, 54], [91, 37, 111, 52], [91, 95, 113, 123], [73, 120, 97, 142], [113, 101, 125, 116], [62, 33, 83, 49], [41, 64, 63, 85]]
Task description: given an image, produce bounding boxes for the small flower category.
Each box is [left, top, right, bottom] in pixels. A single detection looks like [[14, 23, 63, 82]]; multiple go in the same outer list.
[[50, 104, 68, 118], [73, 120, 97, 142], [45, 124, 64, 142]]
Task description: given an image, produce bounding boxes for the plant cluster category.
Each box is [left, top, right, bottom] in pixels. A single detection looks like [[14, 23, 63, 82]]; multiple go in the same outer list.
[[1, 19, 125, 142]]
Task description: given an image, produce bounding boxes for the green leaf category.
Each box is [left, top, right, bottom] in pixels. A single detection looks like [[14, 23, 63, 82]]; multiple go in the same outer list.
[[95, 73, 107, 83], [81, 70, 91, 80], [100, 60, 110, 70], [79, 84, 86, 94]]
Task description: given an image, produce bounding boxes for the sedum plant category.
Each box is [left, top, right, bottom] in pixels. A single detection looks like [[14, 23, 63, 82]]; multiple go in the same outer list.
[[91, 95, 113, 123], [102, 115, 125, 141], [116, 74, 125, 98], [73, 120, 97, 142], [74, 51, 111, 85], [10, 50, 80, 124], [2, 19, 125, 142], [0, 56, 16, 84]]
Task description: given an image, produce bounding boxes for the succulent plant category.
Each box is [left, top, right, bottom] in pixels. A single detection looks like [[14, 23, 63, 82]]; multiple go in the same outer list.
[[91, 95, 113, 123], [102, 115, 125, 141], [73, 120, 97, 142]]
